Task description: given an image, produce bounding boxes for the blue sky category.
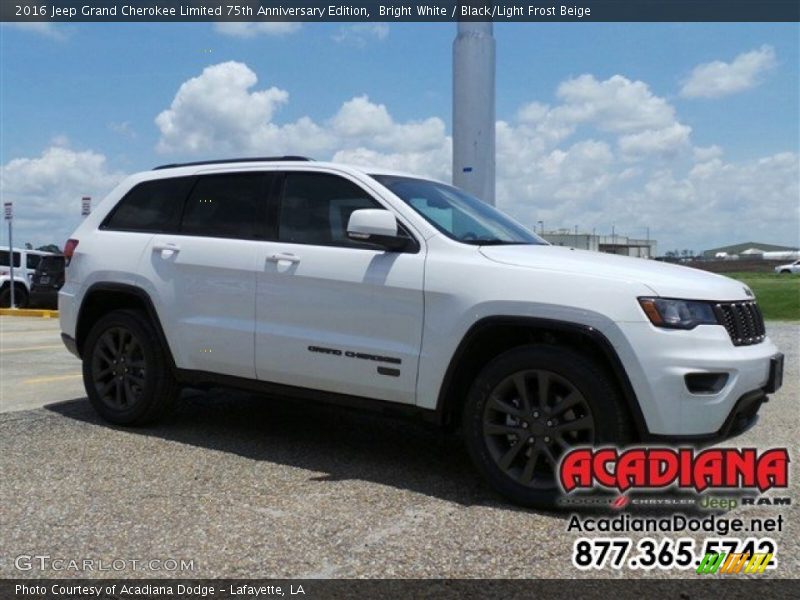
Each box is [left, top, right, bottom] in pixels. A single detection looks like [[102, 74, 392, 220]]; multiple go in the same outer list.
[[1, 21, 798, 252]]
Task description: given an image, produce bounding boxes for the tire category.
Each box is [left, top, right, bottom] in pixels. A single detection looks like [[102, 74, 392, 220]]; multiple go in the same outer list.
[[82, 309, 179, 425], [0, 285, 28, 308], [780, 270, 791, 274], [462, 344, 632, 508], [15, 286, 29, 308]]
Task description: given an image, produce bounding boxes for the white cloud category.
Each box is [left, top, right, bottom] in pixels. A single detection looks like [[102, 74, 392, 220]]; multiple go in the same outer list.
[[154, 62, 446, 160], [680, 45, 777, 99], [332, 96, 445, 152], [144, 61, 795, 251], [331, 95, 394, 137], [516, 102, 549, 124], [618, 123, 692, 158], [213, 22, 301, 38], [332, 24, 390, 47], [514, 75, 691, 157], [0, 144, 125, 247], [155, 62, 293, 154], [4, 22, 68, 40], [693, 145, 723, 162], [555, 74, 678, 134], [624, 152, 798, 250]]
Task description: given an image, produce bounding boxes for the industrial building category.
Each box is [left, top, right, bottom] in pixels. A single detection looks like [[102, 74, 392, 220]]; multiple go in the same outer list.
[[541, 231, 657, 259], [702, 241, 800, 260]]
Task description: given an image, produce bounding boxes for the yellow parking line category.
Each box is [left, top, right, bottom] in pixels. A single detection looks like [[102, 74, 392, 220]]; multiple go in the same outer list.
[[23, 373, 82, 385], [0, 308, 58, 318], [0, 344, 63, 353]]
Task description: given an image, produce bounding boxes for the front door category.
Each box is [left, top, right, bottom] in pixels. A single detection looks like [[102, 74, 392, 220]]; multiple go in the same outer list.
[[255, 171, 425, 404]]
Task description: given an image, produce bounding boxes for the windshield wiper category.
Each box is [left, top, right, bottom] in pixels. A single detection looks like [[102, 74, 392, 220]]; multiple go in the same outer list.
[[473, 240, 532, 246]]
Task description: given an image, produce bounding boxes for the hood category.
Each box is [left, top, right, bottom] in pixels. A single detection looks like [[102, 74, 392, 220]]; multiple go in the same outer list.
[[479, 245, 752, 301]]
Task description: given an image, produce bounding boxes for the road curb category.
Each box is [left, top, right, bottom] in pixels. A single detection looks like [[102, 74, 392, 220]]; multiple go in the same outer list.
[[0, 308, 59, 318]]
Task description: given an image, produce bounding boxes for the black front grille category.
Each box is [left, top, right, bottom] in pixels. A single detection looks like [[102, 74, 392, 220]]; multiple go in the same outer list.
[[714, 301, 766, 346]]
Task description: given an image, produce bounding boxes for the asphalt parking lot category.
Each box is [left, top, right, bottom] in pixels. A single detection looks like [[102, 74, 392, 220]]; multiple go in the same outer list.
[[1, 315, 798, 579]]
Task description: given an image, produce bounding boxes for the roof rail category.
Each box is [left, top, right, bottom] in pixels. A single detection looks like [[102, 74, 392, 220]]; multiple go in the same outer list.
[[153, 156, 313, 170]]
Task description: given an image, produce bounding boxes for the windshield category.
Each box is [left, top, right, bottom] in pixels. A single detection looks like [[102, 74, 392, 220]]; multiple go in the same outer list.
[[371, 175, 545, 246]]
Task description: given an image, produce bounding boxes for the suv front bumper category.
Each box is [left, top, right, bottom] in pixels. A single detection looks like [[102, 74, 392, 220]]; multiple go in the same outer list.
[[615, 322, 783, 438]]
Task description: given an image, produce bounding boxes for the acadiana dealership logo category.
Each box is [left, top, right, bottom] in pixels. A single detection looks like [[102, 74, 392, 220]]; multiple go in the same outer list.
[[559, 447, 789, 494]]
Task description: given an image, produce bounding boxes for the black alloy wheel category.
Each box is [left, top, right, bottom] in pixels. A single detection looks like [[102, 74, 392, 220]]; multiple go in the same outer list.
[[83, 309, 179, 425], [90, 326, 148, 411], [463, 344, 631, 507], [482, 369, 595, 489]]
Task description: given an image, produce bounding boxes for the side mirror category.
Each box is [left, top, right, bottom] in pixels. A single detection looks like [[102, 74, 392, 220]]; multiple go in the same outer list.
[[347, 209, 410, 251]]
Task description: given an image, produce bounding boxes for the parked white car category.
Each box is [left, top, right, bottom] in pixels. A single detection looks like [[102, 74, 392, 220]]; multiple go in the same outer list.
[[58, 158, 784, 506], [1, 247, 57, 307], [774, 260, 800, 274]]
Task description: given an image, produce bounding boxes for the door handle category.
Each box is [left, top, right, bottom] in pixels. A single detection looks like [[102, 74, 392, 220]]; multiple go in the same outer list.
[[153, 242, 181, 252], [153, 242, 180, 257], [267, 253, 301, 264]]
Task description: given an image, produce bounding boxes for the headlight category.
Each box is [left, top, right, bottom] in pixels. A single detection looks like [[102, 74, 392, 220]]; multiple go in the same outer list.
[[638, 297, 719, 330]]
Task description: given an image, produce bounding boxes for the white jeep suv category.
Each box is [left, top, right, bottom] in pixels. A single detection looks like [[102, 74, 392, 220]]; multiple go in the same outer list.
[[59, 158, 784, 506]]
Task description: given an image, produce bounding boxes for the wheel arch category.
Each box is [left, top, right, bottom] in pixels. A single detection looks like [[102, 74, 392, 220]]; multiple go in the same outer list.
[[75, 282, 174, 368], [0, 279, 30, 306], [434, 316, 648, 439], [0, 279, 29, 290]]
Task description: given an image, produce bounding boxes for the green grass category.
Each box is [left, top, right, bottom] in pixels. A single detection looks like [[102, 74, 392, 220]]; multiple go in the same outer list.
[[724, 272, 800, 321]]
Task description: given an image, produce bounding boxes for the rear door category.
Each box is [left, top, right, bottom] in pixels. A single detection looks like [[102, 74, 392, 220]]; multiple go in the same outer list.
[[142, 171, 275, 379], [254, 171, 425, 404]]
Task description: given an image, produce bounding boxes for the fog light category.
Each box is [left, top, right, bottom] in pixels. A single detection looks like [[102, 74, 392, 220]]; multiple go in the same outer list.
[[685, 372, 729, 394]]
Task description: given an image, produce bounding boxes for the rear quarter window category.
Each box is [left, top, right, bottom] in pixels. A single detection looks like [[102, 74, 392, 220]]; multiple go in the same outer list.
[[103, 177, 194, 233]]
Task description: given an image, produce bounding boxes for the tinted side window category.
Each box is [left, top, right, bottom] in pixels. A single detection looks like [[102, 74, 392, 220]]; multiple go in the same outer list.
[[181, 173, 270, 240], [278, 173, 380, 247], [104, 177, 192, 233], [0, 251, 21, 268], [26, 254, 42, 269]]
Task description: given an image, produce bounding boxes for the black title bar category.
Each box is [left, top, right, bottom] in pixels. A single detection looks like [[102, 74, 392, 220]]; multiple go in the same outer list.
[[3, 1, 799, 23], [3, 579, 800, 599]]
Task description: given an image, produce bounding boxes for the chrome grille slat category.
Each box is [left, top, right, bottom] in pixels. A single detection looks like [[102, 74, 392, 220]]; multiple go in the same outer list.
[[716, 300, 766, 346]]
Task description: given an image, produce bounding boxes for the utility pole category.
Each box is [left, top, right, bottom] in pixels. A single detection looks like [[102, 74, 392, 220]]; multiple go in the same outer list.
[[4, 202, 14, 308], [453, 22, 496, 205]]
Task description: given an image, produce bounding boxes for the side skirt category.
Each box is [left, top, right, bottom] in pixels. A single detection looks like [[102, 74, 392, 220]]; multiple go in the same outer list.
[[174, 368, 440, 425]]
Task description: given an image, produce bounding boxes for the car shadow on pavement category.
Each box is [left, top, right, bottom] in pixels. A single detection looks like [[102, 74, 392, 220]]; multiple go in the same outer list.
[[44, 390, 569, 517]]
